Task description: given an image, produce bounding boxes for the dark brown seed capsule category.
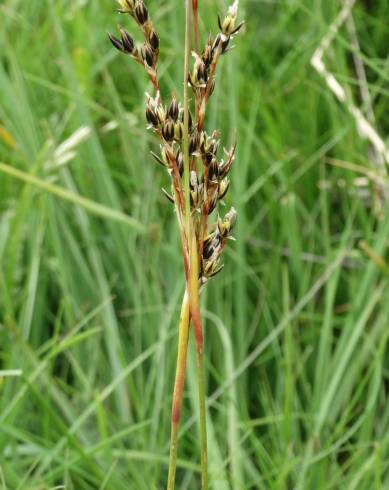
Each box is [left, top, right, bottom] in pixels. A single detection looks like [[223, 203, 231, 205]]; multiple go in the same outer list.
[[208, 158, 219, 181], [146, 106, 159, 127], [203, 232, 221, 259], [212, 33, 222, 52], [142, 44, 154, 67], [134, 1, 148, 24], [148, 30, 160, 50], [167, 97, 179, 121], [108, 33, 123, 52], [221, 37, 230, 54], [162, 120, 175, 141], [120, 29, 134, 53], [189, 133, 199, 154], [205, 151, 213, 165], [203, 242, 214, 260]]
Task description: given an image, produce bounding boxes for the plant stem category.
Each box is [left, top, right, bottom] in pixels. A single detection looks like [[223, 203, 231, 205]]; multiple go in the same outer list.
[[183, 1, 208, 487], [192, 0, 198, 54], [183, 0, 191, 240], [196, 345, 207, 489], [192, 0, 200, 135], [189, 230, 208, 489], [167, 289, 191, 490]]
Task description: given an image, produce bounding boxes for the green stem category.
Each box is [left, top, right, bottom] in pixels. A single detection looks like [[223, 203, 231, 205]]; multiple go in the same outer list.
[[167, 289, 191, 490], [196, 343, 208, 488], [182, 1, 208, 487], [189, 231, 208, 489]]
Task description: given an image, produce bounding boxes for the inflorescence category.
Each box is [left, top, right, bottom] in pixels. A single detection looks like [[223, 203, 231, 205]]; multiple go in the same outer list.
[[108, 0, 243, 284]]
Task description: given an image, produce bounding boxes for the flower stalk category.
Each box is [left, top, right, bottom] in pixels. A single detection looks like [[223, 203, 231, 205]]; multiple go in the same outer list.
[[167, 289, 191, 489], [192, 0, 199, 54]]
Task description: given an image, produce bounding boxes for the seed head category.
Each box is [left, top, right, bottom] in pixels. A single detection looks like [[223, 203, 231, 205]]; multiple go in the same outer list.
[[146, 105, 159, 127], [218, 0, 243, 37], [189, 132, 199, 155], [208, 158, 219, 182], [167, 96, 179, 121], [141, 44, 154, 67], [203, 231, 221, 259], [219, 15, 235, 37], [108, 32, 124, 52], [162, 120, 175, 141], [148, 30, 160, 50], [119, 28, 135, 54], [134, 1, 148, 25], [108, 0, 241, 285], [156, 106, 166, 125]]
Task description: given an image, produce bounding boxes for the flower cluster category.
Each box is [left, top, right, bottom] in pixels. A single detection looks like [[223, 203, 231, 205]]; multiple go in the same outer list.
[[108, 0, 243, 284], [108, 0, 160, 90], [145, 89, 238, 282], [190, 1, 243, 94]]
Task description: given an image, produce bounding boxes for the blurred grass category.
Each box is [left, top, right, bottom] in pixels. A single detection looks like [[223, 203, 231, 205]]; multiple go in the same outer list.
[[1, 0, 389, 488]]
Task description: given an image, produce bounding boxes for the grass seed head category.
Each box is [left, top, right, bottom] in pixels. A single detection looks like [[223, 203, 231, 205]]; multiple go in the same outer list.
[[108, 0, 243, 284], [134, 1, 148, 25]]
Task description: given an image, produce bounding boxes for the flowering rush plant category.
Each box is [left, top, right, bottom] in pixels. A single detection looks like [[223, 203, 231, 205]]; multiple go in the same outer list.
[[109, 0, 243, 487]]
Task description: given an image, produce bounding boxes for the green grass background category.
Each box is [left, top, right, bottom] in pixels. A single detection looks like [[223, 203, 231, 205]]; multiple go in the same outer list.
[[1, 0, 389, 488]]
